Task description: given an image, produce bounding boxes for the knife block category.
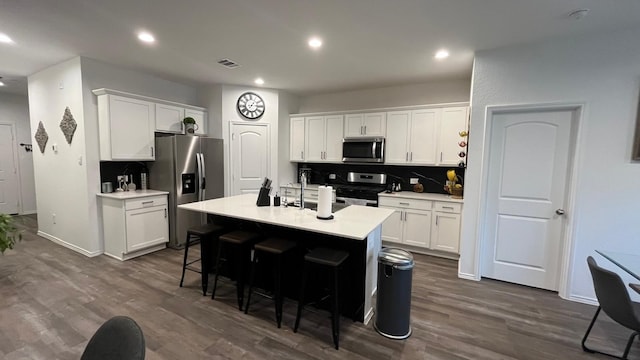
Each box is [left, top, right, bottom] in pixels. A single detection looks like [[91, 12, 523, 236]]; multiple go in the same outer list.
[[256, 187, 271, 206]]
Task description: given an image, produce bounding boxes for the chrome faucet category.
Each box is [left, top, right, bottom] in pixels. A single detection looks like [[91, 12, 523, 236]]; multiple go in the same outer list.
[[300, 172, 307, 210]]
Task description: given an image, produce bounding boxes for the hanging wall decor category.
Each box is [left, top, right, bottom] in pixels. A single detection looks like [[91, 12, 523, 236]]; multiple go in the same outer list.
[[59, 107, 77, 144], [34, 121, 48, 153]]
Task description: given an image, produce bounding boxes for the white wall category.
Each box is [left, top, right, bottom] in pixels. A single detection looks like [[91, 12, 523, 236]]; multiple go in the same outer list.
[[297, 79, 470, 113], [461, 27, 640, 303], [28, 57, 96, 254], [278, 92, 300, 184], [0, 93, 36, 214], [217, 85, 279, 195]]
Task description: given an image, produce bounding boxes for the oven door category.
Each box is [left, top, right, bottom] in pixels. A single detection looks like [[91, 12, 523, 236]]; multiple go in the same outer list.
[[342, 138, 384, 163]]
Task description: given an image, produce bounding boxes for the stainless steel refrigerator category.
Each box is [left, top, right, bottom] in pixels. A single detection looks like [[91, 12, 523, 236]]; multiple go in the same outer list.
[[148, 135, 224, 248]]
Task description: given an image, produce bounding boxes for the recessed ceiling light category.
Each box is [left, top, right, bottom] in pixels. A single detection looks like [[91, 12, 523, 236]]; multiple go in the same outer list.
[[0, 33, 14, 44], [137, 31, 155, 44], [254, 78, 264, 85], [435, 49, 449, 59], [0, 81, 4, 87], [308, 37, 322, 49]]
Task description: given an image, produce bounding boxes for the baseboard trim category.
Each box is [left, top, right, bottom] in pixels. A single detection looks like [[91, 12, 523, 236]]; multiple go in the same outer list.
[[37, 231, 103, 258], [458, 272, 479, 281], [20, 210, 37, 215], [568, 294, 598, 306]]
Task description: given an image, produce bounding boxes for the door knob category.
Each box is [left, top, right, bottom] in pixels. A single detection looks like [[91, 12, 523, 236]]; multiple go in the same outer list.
[[555, 209, 565, 215]]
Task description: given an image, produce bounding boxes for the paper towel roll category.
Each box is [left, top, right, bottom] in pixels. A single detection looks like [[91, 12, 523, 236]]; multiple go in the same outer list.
[[316, 185, 333, 219]]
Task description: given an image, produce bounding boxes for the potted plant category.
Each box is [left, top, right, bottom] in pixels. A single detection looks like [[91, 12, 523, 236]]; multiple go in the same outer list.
[[183, 117, 199, 135], [0, 214, 21, 254]]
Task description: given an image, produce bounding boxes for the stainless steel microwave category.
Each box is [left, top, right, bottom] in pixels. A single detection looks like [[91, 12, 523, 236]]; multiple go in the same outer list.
[[342, 138, 385, 163]]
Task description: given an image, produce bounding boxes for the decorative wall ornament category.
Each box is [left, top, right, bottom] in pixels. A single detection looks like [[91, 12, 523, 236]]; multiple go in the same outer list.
[[59, 107, 77, 144], [34, 121, 48, 154]]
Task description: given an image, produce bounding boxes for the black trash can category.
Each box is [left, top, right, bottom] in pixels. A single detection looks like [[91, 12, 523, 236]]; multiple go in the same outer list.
[[374, 247, 414, 339]]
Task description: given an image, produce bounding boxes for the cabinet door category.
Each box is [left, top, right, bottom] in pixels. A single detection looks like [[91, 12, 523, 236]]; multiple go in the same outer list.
[[155, 103, 184, 133], [125, 206, 168, 253], [324, 115, 344, 162], [344, 114, 364, 138], [381, 207, 403, 243], [362, 112, 386, 137], [439, 107, 468, 165], [305, 116, 325, 162], [409, 109, 439, 164], [185, 109, 207, 135], [385, 111, 410, 163], [109, 95, 155, 160], [430, 212, 461, 253], [403, 210, 431, 248], [290, 117, 305, 161]]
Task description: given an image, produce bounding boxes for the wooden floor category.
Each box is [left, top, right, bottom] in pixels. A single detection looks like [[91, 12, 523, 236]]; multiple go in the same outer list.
[[1, 215, 638, 359]]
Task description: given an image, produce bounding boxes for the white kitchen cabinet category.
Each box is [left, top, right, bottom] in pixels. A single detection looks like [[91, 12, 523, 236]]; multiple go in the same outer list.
[[305, 115, 344, 162], [290, 117, 306, 161], [344, 112, 386, 138], [379, 194, 462, 256], [438, 106, 468, 166], [155, 103, 184, 133], [386, 109, 439, 164], [96, 93, 155, 161], [185, 108, 207, 136], [100, 194, 169, 261]]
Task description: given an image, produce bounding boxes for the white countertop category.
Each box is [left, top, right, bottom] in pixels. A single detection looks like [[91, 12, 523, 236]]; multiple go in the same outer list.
[[97, 190, 169, 199], [378, 191, 464, 203], [178, 194, 394, 240]]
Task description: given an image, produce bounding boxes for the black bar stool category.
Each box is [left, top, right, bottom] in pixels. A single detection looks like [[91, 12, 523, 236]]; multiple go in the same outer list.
[[211, 230, 261, 310], [294, 247, 349, 350], [179, 223, 226, 296], [244, 237, 297, 328]]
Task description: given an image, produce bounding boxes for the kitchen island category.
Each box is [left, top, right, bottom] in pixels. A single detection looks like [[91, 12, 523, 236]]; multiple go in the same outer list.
[[178, 193, 394, 324]]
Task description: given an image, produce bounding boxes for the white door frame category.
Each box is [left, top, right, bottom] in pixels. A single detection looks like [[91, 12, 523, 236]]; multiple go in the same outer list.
[[474, 102, 585, 300], [0, 122, 22, 214], [227, 122, 270, 196]]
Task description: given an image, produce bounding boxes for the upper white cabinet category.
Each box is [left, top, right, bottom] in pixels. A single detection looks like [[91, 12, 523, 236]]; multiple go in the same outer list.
[[386, 109, 439, 165], [96, 92, 155, 161], [438, 107, 468, 166], [305, 115, 343, 162], [155, 103, 184, 134], [290, 117, 305, 161], [184, 108, 207, 136], [344, 112, 386, 138]]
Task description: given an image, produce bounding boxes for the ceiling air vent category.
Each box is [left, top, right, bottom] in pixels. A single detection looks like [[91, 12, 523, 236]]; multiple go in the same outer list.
[[217, 58, 240, 69]]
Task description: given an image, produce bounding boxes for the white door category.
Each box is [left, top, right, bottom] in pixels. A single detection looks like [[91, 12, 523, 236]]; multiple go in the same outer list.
[[481, 109, 574, 291], [439, 107, 468, 165], [403, 210, 431, 247], [155, 103, 184, 133], [290, 117, 305, 161], [185, 109, 207, 135], [410, 109, 439, 164], [0, 124, 19, 214], [380, 207, 403, 243], [109, 95, 155, 160], [231, 124, 269, 195], [344, 114, 363, 137], [431, 212, 461, 253], [385, 111, 410, 164], [125, 206, 169, 252], [362, 112, 386, 136], [324, 115, 344, 161]]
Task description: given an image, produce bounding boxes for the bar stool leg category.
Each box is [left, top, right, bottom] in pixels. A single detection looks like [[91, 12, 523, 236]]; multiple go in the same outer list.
[[200, 234, 212, 296], [179, 233, 192, 287], [275, 255, 283, 328], [211, 240, 224, 300], [244, 250, 259, 314], [294, 262, 308, 333], [332, 266, 340, 350], [236, 246, 245, 311]]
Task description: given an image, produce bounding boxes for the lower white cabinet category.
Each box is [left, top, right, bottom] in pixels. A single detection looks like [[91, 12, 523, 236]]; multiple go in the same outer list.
[[100, 194, 169, 261], [379, 194, 462, 256]]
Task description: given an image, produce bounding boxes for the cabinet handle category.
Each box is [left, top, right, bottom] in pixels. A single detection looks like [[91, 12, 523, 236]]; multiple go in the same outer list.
[[399, 202, 410, 206], [151, 146, 154, 157], [406, 152, 408, 161], [164, 208, 167, 218], [301, 151, 304, 159], [142, 201, 154, 205], [360, 126, 363, 135], [443, 206, 454, 210], [364, 125, 367, 134], [436, 215, 438, 226], [440, 152, 443, 162], [410, 152, 413, 161]]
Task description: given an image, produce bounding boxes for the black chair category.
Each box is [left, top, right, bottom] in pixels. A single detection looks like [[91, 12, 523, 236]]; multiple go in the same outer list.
[[81, 316, 145, 360], [212, 230, 261, 310], [244, 237, 297, 328], [179, 223, 226, 296], [294, 247, 349, 350], [582, 256, 640, 359]]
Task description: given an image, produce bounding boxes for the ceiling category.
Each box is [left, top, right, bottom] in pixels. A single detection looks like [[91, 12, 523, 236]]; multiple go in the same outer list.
[[1, 0, 639, 96]]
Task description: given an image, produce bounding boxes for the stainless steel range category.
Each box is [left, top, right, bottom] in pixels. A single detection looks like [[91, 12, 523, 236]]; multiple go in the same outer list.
[[335, 172, 387, 207]]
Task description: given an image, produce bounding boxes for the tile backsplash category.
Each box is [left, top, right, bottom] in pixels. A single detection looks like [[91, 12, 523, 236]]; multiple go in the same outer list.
[[296, 163, 465, 194], [100, 161, 150, 190]]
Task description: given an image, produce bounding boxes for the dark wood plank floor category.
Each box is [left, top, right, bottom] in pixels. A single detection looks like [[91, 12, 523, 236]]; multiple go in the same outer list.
[[1, 215, 638, 359]]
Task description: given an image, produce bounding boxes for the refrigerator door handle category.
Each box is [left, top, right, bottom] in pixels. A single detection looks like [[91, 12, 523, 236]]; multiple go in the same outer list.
[[196, 152, 203, 201], [200, 152, 206, 199]]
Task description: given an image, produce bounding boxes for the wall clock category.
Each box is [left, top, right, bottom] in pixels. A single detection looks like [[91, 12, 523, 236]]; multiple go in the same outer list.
[[237, 92, 265, 120]]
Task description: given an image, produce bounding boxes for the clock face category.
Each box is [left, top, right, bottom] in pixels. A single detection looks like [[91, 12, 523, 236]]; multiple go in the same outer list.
[[237, 92, 265, 119]]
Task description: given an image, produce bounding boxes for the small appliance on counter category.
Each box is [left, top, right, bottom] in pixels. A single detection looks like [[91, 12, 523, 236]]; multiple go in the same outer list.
[[256, 177, 272, 206], [101, 182, 113, 193]]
